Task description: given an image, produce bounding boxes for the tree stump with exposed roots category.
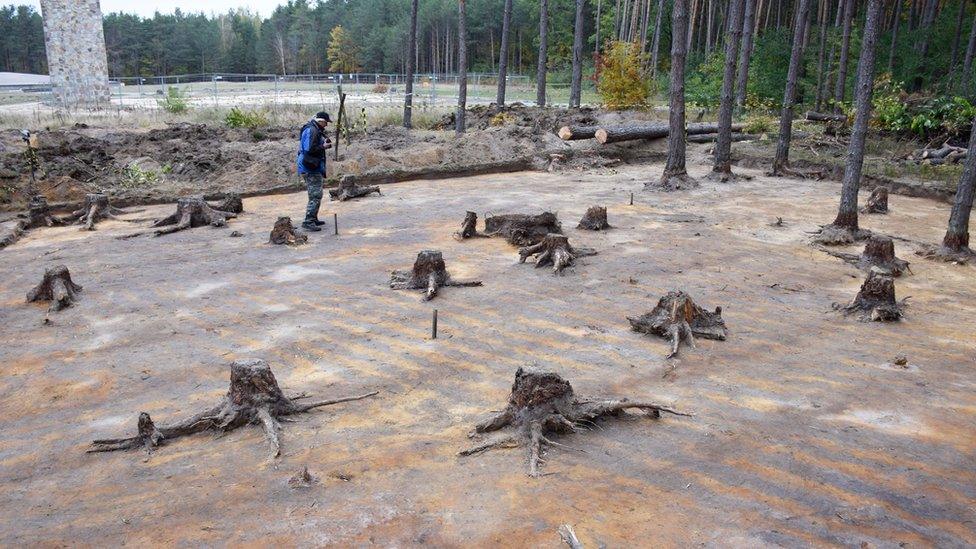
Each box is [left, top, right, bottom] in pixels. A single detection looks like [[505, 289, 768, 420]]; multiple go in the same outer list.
[[628, 291, 727, 358], [576, 206, 611, 230], [646, 170, 700, 192], [454, 211, 489, 239], [269, 217, 307, 245], [459, 367, 691, 477], [88, 358, 378, 458], [58, 193, 125, 231], [390, 250, 482, 301], [27, 195, 56, 229], [822, 235, 910, 276], [152, 197, 238, 236], [860, 187, 888, 214], [484, 212, 562, 246], [210, 194, 244, 214], [518, 233, 597, 274], [27, 265, 82, 312], [329, 176, 381, 201], [915, 243, 976, 264], [811, 224, 872, 246], [834, 268, 907, 321]]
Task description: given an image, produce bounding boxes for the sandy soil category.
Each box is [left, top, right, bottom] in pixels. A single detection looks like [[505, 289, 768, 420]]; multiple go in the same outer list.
[[0, 159, 974, 546]]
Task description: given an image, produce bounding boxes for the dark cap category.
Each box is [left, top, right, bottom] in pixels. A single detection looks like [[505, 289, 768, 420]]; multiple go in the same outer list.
[[314, 111, 332, 123]]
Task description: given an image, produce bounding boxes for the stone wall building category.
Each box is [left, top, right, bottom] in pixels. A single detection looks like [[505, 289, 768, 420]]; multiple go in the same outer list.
[[39, 0, 111, 107]]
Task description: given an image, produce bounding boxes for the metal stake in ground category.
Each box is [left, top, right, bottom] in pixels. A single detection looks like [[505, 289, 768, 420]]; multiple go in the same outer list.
[[432, 309, 438, 339], [334, 213, 338, 235]]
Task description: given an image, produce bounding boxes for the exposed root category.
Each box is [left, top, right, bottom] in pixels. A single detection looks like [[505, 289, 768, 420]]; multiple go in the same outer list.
[[210, 194, 244, 214], [559, 525, 584, 549], [646, 171, 700, 191], [860, 187, 888, 214], [27, 195, 56, 229], [26, 265, 83, 312], [269, 216, 308, 245], [459, 367, 690, 477], [484, 212, 562, 246], [821, 236, 911, 276], [576, 206, 611, 230], [390, 250, 482, 301], [88, 358, 378, 459], [914, 243, 976, 264], [518, 233, 597, 274], [56, 193, 125, 231], [705, 167, 753, 183], [834, 268, 907, 322], [454, 211, 489, 239], [628, 291, 727, 358], [811, 224, 872, 246], [152, 197, 238, 236], [329, 176, 381, 201]]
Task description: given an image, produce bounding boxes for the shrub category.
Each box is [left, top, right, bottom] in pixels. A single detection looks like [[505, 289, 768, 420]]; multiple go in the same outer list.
[[743, 115, 775, 134], [225, 107, 269, 129], [597, 41, 650, 110], [872, 75, 976, 139], [120, 164, 159, 188], [157, 86, 189, 114]]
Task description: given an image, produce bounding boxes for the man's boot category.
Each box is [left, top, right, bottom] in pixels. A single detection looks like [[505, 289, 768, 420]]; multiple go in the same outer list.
[[302, 222, 322, 232], [313, 219, 326, 226]]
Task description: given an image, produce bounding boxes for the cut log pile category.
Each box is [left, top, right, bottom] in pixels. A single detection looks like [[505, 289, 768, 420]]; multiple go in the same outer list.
[[909, 143, 968, 165], [557, 122, 749, 145]]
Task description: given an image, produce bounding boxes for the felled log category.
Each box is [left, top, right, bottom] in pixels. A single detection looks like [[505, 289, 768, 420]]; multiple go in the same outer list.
[[557, 125, 600, 141], [594, 123, 744, 145], [687, 132, 754, 144], [920, 144, 965, 160], [805, 111, 848, 123]]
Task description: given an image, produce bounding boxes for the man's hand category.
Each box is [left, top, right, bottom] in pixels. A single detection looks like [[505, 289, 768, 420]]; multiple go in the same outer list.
[[324, 137, 333, 150]]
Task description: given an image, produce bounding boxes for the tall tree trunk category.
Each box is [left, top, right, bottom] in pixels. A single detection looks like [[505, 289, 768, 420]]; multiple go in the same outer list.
[[711, 0, 745, 179], [772, 0, 812, 175], [650, 0, 667, 78], [687, 0, 698, 52], [570, 0, 586, 108], [964, 11, 976, 94], [910, 0, 940, 90], [595, 0, 603, 58], [831, 0, 882, 231], [887, 0, 901, 73], [950, 0, 969, 69], [735, 0, 757, 113], [496, 0, 513, 106], [614, 0, 623, 38], [656, 0, 694, 186], [832, 0, 854, 110], [403, 0, 419, 128], [814, 0, 831, 111], [942, 118, 976, 251], [456, 0, 468, 135], [537, 0, 550, 106]]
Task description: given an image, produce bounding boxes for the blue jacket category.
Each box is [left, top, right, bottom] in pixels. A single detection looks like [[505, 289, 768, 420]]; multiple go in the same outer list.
[[297, 120, 327, 175]]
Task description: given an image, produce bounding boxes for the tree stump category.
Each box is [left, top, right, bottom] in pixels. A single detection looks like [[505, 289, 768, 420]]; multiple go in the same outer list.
[[835, 268, 906, 321], [914, 244, 976, 264], [628, 291, 727, 358], [210, 194, 244, 214], [646, 171, 700, 192], [860, 187, 888, 214], [822, 235, 910, 276], [518, 233, 597, 274], [329, 176, 381, 201], [26, 265, 82, 312], [152, 197, 237, 236], [576, 206, 611, 230], [27, 195, 56, 229], [0, 219, 27, 249], [88, 358, 378, 458], [269, 217, 307, 245], [484, 212, 562, 246], [454, 211, 489, 239], [811, 224, 872, 246], [459, 367, 690, 477], [59, 193, 125, 231], [390, 250, 482, 301]]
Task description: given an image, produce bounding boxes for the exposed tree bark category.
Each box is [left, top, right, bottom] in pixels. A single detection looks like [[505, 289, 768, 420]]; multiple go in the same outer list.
[[950, 0, 969, 70], [913, 0, 940, 88], [861, 186, 889, 214], [403, 0, 419, 128], [484, 212, 562, 246], [649, 0, 697, 191], [577, 206, 611, 230], [771, 0, 813, 176], [710, 0, 746, 182], [917, 117, 976, 262], [835, 268, 906, 321], [595, 122, 742, 144], [628, 290, 727, 358], [152, 197, 238, 236], [819, 0, 882, 240], [269, 217, 307, 246], [887, 0, 901, 73], [822, 235, 911, 276], [329, 176, 381, 201], [456, 0, 468, 135], [390, 250, 482, 301], [570, 0, 586, 108], [454, 211, 490, 239], [518, 233, 597, 274], [459, 367, 690, 477], [964, 11, 976, 94], [806, 110, 848, 122], [558, 125, 601, 140], [27, 265, 82, 312], [735, 0, 758, 112], [814, 0, 831, 111], [496, 0, 514, 106], [832, 0, 854, 109], [210, 194, 243, 215], [88, 359, 378, 458], [536, 0, 550, 106], [650, 0, 667, 78]]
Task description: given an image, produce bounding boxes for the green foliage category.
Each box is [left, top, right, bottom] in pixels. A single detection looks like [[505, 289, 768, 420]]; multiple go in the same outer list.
[[596, 41, 650, 110], [327, 25, 361, 73], [224, 107, 269, 129], [120, 164, 160, 188], [686, 52, 725, 107], [872, 75, 976, 139], [743, 114, 775, 134], [157, 86, 189, 113]]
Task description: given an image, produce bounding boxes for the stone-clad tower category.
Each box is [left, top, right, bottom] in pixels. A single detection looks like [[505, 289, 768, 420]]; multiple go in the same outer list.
[[38, 0, 111, 106]]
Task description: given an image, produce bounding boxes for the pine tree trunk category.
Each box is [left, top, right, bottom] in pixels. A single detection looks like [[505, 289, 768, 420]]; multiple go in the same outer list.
[[537, 0, 549, 106], [735, 0, 757, 112], [496, 0, 513, 106], [403, 0, 419, 128], [650, 0, 667, 78], [950, 0, 969, 69], [832, 0, 854, 110], [772, 0, 812, 174], [942, 118, 976, 250], [570, 0, 586, 108], [711, 0, 745, 179], [595, 0, 603, 57], [964, 11, 976, 94], [831, 0, 882, 231], [456, 0, 468, 135], [814, 0, 830, 111], [887, 0, 901, 73], [658, 0, 693, 186]]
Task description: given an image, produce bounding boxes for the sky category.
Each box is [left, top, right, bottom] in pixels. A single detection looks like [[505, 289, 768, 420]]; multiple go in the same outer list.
[[22, 0, 284, 18]]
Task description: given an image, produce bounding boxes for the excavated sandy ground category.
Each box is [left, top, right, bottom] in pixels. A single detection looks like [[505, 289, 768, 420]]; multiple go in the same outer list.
[[0, 160, 974, 546]]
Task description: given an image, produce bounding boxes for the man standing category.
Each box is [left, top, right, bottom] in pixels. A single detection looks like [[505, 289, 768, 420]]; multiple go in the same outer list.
[[297, 111, 332, 232]]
